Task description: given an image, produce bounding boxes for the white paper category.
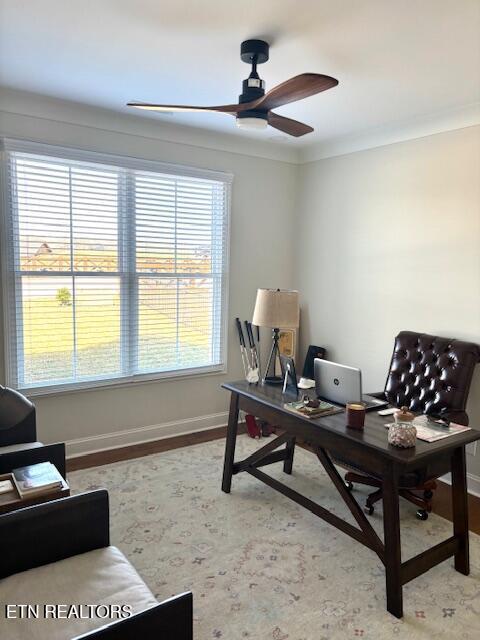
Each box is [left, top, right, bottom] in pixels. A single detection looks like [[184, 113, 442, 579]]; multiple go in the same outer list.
[[385, 416, 471, 443]]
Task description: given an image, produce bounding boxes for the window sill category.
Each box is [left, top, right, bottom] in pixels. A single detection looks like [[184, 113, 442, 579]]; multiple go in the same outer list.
[[19, 364, 227, 398]]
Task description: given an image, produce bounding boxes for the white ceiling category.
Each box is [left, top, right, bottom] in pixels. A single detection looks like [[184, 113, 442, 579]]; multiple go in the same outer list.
[[1, 0, 479, 152]]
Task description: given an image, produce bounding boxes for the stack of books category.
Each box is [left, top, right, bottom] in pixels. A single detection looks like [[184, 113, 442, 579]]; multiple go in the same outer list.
[[283, 399, 336, 419], [12, 462, 64, 499]]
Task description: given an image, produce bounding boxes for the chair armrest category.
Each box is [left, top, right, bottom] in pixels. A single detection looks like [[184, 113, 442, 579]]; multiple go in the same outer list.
[[72, 592, 193, 640], [367, 391, 387, 400], [365, 394, 469, 426], [440, 410, 469, 426], [0, 442, 66, 479], [0, 490, 109, 579]]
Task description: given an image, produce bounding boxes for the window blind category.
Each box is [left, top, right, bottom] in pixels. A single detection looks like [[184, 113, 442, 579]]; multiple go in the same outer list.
[[1, 139, 231, 393]]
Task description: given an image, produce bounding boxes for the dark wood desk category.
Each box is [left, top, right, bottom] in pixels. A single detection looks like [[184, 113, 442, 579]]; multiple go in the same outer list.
[[221, 381, 480, 618]]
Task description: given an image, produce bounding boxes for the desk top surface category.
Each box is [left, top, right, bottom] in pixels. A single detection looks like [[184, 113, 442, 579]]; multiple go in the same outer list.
[[223, 380, 480, 465]]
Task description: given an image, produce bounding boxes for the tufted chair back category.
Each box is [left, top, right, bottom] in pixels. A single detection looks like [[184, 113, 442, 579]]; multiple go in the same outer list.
[[384, 331, 480, 425], [0, 385, 37, 446]]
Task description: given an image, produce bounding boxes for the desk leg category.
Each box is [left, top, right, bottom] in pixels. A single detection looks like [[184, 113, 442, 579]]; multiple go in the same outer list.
[[451, 446, 469, 575], [222, 392, 239, 494], [283, 437, 296, 475], [382, 466, 403, 618]]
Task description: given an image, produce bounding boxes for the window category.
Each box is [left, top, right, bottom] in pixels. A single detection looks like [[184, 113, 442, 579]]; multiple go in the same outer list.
[[1, 140, 231, 394]]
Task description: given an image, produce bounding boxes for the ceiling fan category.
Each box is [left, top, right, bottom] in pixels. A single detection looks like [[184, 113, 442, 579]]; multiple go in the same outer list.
[[128, 39, 338, 137]]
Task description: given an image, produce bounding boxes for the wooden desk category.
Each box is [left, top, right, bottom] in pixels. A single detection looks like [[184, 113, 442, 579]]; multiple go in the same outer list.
[[221, 381, 480, 618]]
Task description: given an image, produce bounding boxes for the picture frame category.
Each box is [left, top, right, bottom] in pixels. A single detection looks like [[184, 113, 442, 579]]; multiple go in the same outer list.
[[278, 328, 297, 359], [280, 354, 299, 397]]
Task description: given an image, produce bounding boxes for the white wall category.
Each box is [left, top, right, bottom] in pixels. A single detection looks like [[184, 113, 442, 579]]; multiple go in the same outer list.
[[0, 105, 298, 454], [1, 94, 479, 488], [295, 125, 480, 484]]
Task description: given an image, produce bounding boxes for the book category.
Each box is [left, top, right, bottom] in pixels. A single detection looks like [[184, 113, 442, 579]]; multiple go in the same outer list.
[[0, 479, 14, 496], [12, 462, 63, 498], [384, 415, 471, 443], [283, 399, 337, 419]]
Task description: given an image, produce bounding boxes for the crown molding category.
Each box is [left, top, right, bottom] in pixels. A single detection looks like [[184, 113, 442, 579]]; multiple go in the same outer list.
[[1, 87, 478, 167], [0, 87, 300, 164], [299, 102, 480, 164]]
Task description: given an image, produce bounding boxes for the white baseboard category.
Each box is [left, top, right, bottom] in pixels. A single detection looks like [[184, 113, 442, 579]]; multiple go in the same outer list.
[[439, 472, 480, 498], [65, 411, 229, 458]]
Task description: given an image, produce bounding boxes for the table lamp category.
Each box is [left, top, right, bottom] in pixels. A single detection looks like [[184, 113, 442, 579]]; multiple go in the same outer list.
[[252, 288, 299, 384]]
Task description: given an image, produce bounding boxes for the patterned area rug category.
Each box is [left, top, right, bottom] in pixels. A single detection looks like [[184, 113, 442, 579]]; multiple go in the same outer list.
[[70, 436, 480, 639]]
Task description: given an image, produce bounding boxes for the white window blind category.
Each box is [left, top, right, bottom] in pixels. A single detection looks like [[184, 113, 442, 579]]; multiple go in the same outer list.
[[1, 139, 231, 394]]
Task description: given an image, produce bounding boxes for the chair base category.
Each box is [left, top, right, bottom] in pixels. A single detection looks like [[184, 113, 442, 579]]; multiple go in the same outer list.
[[345, 471, 437, 521]]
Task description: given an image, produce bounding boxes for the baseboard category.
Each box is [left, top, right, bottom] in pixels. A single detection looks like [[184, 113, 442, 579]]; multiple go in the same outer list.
[[439, 472, 480, 498], [65, 411, 229, 458]]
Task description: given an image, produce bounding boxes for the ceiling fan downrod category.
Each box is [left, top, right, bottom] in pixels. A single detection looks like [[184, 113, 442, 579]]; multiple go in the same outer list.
[[237, 39, 270, 127]]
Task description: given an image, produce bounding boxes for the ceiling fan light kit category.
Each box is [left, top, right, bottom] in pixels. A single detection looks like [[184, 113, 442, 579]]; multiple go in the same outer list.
[[236, 116, 268, 130], [128, 39, 338, 137]]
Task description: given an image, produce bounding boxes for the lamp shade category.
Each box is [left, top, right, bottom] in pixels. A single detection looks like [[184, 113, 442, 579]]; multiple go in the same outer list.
[[252, 289, 299, 328]]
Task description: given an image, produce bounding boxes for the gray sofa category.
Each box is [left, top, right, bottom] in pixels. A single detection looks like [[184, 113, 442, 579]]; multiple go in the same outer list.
[[0, 490, 193, 639]]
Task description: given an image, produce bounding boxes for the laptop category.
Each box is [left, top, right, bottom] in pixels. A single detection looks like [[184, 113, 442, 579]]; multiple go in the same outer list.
[[314, 359, 388, 411]]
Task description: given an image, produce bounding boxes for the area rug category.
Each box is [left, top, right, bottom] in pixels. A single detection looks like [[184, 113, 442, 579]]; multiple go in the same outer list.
[[69, 436, 480, 639]]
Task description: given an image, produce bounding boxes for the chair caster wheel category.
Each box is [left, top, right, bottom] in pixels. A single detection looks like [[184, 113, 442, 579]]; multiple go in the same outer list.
[[364, 504, 374, 515], [345, 481, 354, 492], [416, 509, 428, 521], [423, 490, 433, 500]]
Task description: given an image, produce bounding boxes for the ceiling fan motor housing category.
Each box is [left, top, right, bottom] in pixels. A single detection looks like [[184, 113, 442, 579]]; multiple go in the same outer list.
[[239, 76, 265, 103]]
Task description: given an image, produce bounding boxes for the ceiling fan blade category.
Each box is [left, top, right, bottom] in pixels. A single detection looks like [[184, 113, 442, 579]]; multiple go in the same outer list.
[[127, 101, 256, 114], [268, 112, 313, 137], [252, 73, 338, 112]]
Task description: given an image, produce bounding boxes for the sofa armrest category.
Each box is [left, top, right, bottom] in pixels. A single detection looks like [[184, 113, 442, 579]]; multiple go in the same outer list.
[[0, 490, 109, 579], [72, 592, 193, 640], [0, 441, 66, 479], [0, 390, 36, 445]]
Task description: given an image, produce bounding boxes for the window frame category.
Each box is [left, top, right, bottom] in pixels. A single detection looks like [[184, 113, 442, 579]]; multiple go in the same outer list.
[[0, 139, 232, 396]]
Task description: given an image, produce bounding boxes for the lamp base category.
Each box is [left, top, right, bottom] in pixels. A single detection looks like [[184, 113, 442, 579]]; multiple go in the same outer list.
[[262, 328, 283, 385]]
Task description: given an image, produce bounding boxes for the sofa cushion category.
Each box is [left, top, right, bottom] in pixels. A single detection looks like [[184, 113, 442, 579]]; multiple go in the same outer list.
[[0, 441, 43, 454], [0, 546, 158, 640]]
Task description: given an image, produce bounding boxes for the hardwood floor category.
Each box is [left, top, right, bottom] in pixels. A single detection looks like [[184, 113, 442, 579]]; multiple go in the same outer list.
[[67, 428, 480, 534], [432, 480, 480, 534], [67, 424, 245, 472]]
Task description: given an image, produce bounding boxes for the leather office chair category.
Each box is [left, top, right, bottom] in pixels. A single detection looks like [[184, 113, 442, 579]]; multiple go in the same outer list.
[[0, 384, 66, 478], [345, 331, 480, 520]]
